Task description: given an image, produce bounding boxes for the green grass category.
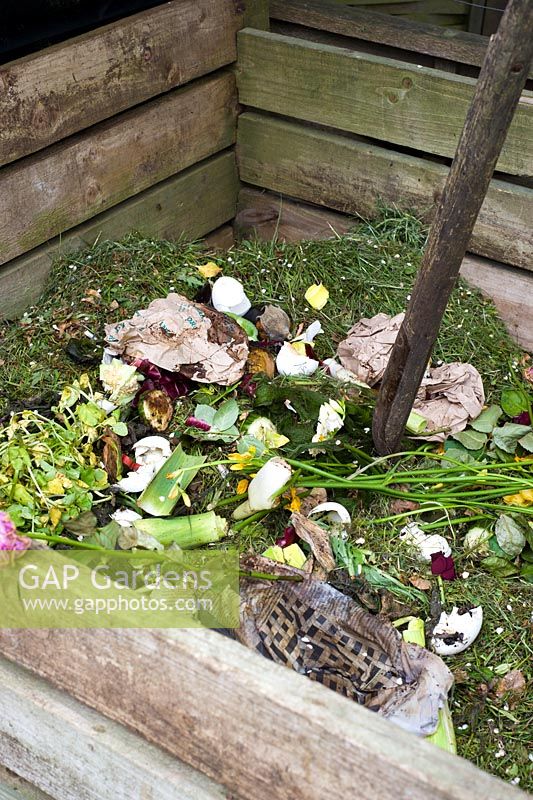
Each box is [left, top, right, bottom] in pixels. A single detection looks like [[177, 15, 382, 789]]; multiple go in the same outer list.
[[0, 211, 531, 787], [0, 215, 521, 412]]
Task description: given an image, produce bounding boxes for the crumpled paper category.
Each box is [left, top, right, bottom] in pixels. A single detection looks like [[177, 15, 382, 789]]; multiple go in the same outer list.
[[413, 362, 485, 441], [337, 312, 484, 440], [232, 556, 453, 737], [337, 312, 405, 386], [105, 293, 248, 386]]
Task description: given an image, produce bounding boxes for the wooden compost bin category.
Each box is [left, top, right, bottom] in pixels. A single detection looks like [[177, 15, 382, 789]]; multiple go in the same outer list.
[[0, 2, 531, 798]]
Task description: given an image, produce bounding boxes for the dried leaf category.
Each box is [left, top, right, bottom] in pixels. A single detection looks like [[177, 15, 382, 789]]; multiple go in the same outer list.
[[389, 498, 420, 514], [408, 575, 432, 591], [101, 430, 122, 483], [494, 669, 526, 702], [300, 487, 328, 516], [291, 512, 336, 573], [452, 669, 469, 684]]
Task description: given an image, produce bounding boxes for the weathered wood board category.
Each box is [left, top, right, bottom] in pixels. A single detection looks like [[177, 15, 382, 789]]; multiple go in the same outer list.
[[0, 0, 244, 167], [270, 0, 533, 76], [237, 30, 533, 177], [236, 186, 356, 240], [0, 151, 238, 318], [460, 255, 533, 351], [203, 223, 236, 251], [0, 71, 237, 266], [0, 766, 51, 800], [236, 186, 533, 350], [0, 658, 224, 800], [237, 113, 533, 268], [0, 628, 524, 800]]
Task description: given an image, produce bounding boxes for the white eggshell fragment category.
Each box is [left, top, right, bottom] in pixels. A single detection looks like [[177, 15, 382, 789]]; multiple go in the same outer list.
[[211, 276, 251, 316], [431, 606, 483, 656], [111, 508, 143, 527], [133, 436, 172, 464], [115, 436, 172, 493], [463, 526, 492, 554], [114, 466, 156, 493], [308, 502, 351, 525], [276, 342, 319, 376], [400, 522, 451, 561]]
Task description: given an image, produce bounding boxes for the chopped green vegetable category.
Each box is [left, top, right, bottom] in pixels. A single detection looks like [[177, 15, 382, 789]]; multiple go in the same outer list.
[[136, 444, 206, 516], [133, 511, 228, 548]]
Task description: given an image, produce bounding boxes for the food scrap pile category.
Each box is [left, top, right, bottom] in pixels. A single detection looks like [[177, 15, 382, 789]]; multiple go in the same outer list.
[[0, 223, 531, 786]]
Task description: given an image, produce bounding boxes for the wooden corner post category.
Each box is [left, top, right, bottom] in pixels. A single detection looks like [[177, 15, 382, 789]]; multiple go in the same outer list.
[[372, 0, 533, 455]]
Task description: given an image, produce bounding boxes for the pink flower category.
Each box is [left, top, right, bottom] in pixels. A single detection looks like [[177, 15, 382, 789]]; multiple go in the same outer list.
[[431, 551, 456, 581], [275, 525, 298, 549], [0, 512, 30, 552]]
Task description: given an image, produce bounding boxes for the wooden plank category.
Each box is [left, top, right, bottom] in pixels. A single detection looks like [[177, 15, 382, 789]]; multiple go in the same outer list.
[[271, 20, 437, 68], [203, 223, 236, 250], [0, 151, 238, 318], [236, 30, 533, 176], [0, 629, 525, 800], [233, 187, 533, 349], [0, 766, 52, 800], [236, 186, 355, 240], [270, 0, 533, 78], [460, 255, 533, 351], [0, 0, 245, 167], [242, 0, 270, 30], [237, 113, 533, 268], [0, 71, 237, 267], [0, 658, 224, 800]]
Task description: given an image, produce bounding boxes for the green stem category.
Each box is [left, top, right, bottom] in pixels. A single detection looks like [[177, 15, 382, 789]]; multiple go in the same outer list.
[[25, 532, 105, 550], [233, 510, 271, 531]]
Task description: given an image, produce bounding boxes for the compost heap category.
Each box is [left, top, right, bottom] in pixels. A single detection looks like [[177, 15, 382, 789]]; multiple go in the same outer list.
[[2, 268, 533, 749]]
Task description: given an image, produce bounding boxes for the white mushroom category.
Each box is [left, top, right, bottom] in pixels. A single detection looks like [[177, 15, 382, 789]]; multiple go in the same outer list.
[[430, 606, 483, 656], [211, 276, 251, 316]]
